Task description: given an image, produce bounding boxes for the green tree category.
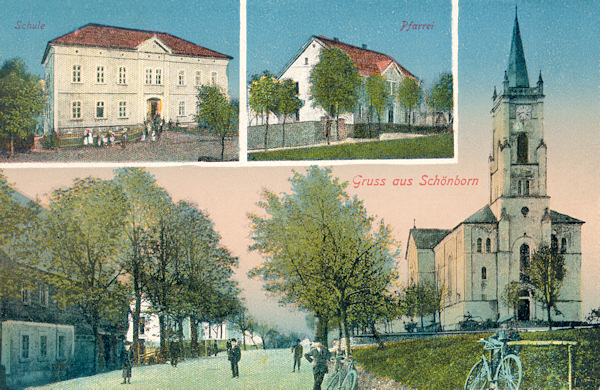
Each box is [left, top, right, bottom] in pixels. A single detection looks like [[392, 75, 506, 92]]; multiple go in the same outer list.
[[400, 282, 442, 329], [248, 71, 279, 150], [397, 77, 422, 129], [275, 78, 303, 148], [309, 48, 361, 144], [0, 58, 45, 155], [112, 167, 171, 360], [40, 177, 130, 372], [501, 280, 530, 320], [248, 167, 398, 352], [527, 244, 566, 330], [427, 72, 453, 126], [364, 74, 391, 137], [197, 85, 238, 161]]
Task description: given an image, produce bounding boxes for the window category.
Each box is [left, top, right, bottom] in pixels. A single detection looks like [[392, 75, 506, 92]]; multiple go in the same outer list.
[[178, 101, 185, 116], [96, 66, 104, 83], [58, 335, 65, 358], [145, 69, 153, 84], [561, 237, 567, 254], [140, 317, 146, 335], [388, 109, 394, 123], [304, 57, 309, 65], [39, 285, 49, 307], [481, 267, 487, 280], [72, 101, 81, 119], [118, 67, 126, 84], [195, 71, 202, 86], [520, 244, 530, 282], [40, 335, 48, 359], [22, 335, 30, 359], [517, 133, 528, 163], [155, 69, 162, 85], [72, 65, 81, 83], [486, 238, 492, 252], [22, 288, 30, 305], [119, 101, 127, 118], [211, 72, 217, 86], [96, 101, 105, 118], [476, 238, 482, 253], [178, 70, 185, 86]]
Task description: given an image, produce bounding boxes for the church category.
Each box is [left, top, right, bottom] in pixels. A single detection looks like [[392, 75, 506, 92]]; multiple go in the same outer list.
[[405, 11, 583, 330]]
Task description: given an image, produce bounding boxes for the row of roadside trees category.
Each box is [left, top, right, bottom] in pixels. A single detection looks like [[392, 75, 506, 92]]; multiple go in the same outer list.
[[248, 47, 453, 148], [0, 168, 242, 372]]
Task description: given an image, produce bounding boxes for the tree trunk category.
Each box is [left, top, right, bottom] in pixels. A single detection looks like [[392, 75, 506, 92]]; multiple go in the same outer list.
[[281, 117, 286, 148], [371, 322, 385, 350], [159, 315, 167, 357], [263, 114, 269, 150], [190, 317, 199, 356], [547, 304, 553, 331], [316, 315, 329, 345], [220, 136, 226, 161], [340, 306, 352, 357]]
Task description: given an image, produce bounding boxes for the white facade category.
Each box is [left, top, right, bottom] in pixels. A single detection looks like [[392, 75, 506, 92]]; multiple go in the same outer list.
[[42, 24, 231, 135]]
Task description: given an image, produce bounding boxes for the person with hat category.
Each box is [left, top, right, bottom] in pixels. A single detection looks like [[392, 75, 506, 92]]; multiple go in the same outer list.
[[227, 338, 241, 378], [121, 342, 134, 384], [304, 342, 331, 390], [291, 339, 303, 372]]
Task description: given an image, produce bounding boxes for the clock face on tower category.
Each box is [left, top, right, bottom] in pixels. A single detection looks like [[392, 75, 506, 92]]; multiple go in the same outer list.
[[516, 105, 532, 122]]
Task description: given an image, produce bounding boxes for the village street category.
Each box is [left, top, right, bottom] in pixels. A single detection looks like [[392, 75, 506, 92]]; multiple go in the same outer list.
[[27, 349, 314, 390]]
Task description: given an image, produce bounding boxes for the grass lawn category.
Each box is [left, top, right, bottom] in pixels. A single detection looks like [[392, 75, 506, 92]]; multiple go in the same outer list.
[[353, 328, 600, 390], [248, 133, 454, 161]]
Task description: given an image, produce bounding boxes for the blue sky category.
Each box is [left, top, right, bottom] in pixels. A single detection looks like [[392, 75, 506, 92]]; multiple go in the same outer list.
[[0, 0, 240, 98], [248, 0, 452, 89]]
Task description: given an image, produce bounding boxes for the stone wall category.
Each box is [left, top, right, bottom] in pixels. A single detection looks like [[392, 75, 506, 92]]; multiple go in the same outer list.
[[247, 120, 353, 150]]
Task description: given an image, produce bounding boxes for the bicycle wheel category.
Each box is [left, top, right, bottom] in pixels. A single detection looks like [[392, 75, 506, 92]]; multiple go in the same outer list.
[[464, 359, 489, 390], [495, 354, 522, 390], [325, 372, 340, 390], [340, 369, 357, 390]]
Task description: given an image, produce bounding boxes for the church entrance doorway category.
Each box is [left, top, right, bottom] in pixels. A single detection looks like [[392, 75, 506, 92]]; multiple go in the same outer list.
[[147, 98, 162, 119], [517, 298, 530, 321]]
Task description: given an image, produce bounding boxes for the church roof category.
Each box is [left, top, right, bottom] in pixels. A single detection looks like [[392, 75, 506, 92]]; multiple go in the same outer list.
[[42, 23, 232, 64], [507, 8, 530, 88], [462, 205, 498, 224], [409, 229, 451, 249], [278, 35, 415, 79], [551, 210, 584, 224]]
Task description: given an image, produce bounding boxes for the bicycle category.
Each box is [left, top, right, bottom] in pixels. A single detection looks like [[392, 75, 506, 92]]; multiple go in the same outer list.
[[325, 353, 358, 390], [464, 332, 522, 390]]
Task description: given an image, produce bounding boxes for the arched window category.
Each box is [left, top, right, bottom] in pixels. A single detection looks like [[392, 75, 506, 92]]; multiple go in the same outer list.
[[561, 237, 567, 254], [551, 235, 559, 255], [486, 238, 492, 252], [481, 267, 487, 280], [477, 238, 482, 253], [520, 243, 530, 282], [517, 133, 528, 163]]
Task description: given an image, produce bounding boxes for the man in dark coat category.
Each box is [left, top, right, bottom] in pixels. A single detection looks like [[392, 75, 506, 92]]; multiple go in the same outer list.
[[122, 343, 134, 384], [227, 338, 241, 378], [292, 339, 303, 372], [304, 342, 331, 390]]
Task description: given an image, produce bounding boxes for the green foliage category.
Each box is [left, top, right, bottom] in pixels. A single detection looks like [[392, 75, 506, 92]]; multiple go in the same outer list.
[[501, 281, 530, 316], [400, 282, 444, 327], [527, 244, 567, 327], [364, 74, 391, 134], [248, 71, 279, 149], [354, 328, 600, 390], [248, 134, 454, 160], [248, 166, 398, 350], [427, 72, 453, 124], [197, 85, 238, 160], [397, 77, 422, 126], [0, 58, 45, 155], [276, 78, 303, 147]]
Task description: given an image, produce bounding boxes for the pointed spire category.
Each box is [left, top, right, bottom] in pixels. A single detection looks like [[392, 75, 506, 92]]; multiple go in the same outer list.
[[507, 6, 529, 88]]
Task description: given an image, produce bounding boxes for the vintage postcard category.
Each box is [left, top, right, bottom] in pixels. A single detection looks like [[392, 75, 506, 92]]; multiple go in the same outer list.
[[0, 0, 598, 390]]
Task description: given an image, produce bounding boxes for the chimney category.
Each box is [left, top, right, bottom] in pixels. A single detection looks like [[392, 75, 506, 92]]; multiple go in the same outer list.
[[333, 37, 339, 42], [362, 44, 367, 49]]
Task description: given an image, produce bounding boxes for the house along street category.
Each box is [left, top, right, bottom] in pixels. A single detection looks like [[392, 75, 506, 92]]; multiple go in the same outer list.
[[27, 349, 313, 390]]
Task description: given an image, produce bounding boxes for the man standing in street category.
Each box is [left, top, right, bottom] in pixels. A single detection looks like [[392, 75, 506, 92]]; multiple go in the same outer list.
[[305, 342, 331, 390], [292, 339, 303, 372], [122, 342, 134, 385], [227, 338, 241, 378]]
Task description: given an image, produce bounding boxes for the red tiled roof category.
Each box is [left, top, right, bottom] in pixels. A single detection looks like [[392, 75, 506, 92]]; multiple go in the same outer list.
[[317, 35, 414, 79], [43, 23, 231, 63]]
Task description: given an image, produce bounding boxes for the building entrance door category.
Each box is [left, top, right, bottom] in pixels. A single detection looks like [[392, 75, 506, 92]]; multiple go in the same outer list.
[[517, 298, 530, 321], [147, 98, 162, 118]]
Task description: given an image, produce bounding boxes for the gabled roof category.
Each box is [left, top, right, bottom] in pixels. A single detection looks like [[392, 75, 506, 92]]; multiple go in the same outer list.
[[42, 23, 232, 64], [461, 205, 498, 224], [278, 35, 415, 79], [409, 228, 451, 249], [550, 210, 584, 224]]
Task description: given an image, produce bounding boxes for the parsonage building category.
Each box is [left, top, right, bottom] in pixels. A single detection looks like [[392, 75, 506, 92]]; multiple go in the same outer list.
[[42, 23, 232, 136], [405, 12, 583, 329]]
